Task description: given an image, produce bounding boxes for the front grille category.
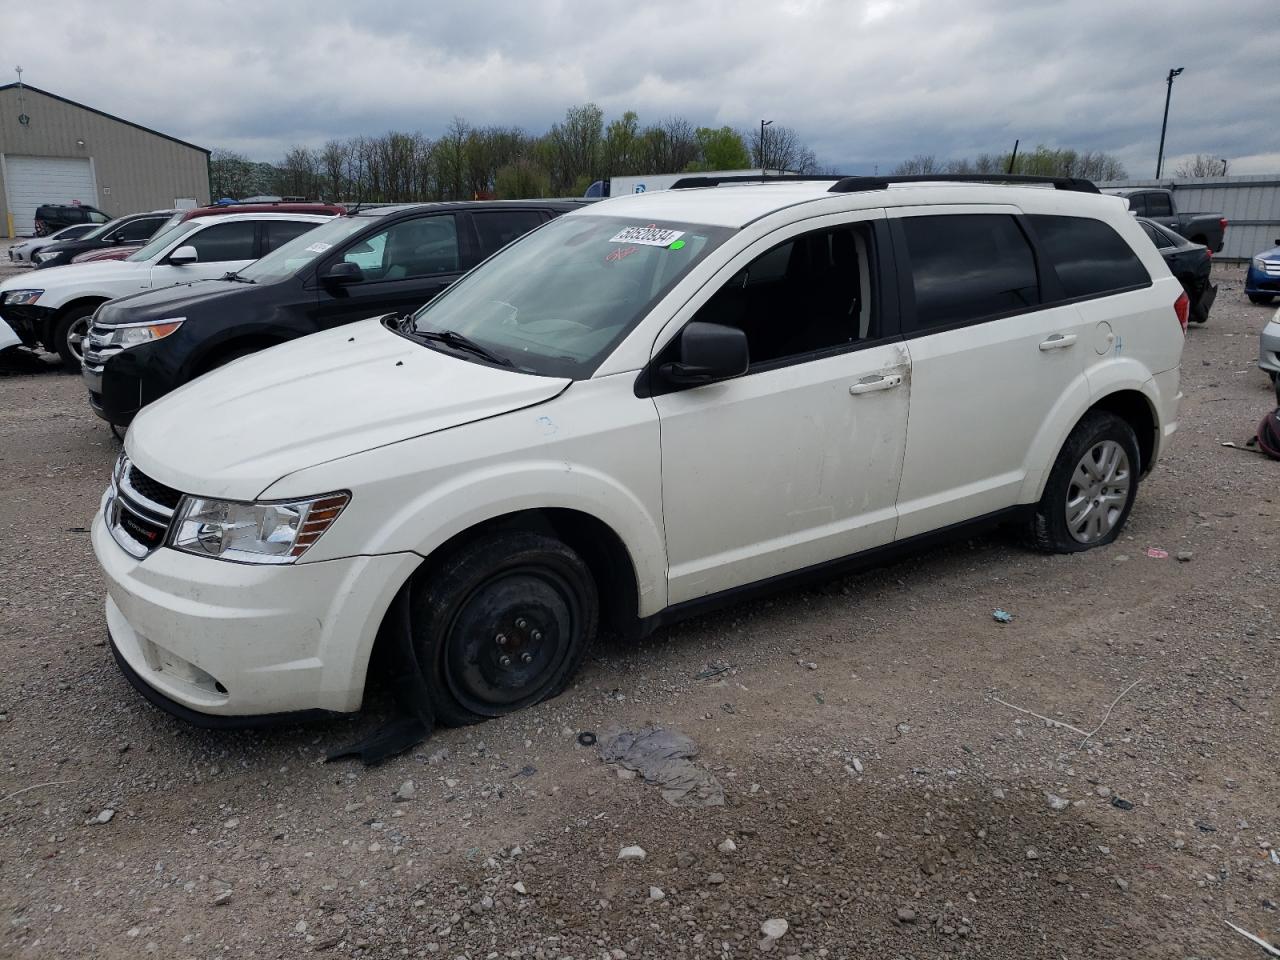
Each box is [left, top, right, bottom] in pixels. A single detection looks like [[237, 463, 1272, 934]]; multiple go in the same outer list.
[[126, 465, 182, 511], [106, 456, 184, 559], [82, 322, 121, 371], [1263, 261, 1280, 277]]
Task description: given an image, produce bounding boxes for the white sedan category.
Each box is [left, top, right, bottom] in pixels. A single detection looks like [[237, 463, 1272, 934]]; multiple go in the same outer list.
[[7, 223, 101, 263], [0, 212, 331, 367]]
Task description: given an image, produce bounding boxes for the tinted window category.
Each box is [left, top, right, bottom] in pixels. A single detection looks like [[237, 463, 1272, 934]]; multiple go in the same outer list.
[[1124, 193, 1146, 216], [1145, 192, 1173, 217], [263, 219, 318, 253], [1140, 220, 1175, 249], [184, 220, 258, 262], [1028, 215, 1150, 299], [692, 223, 877, 366], [117, 217, 163, 242], [88, 211, 109, 223], [346, 215, 459, 281], [901, 214, 1038, 329], [473, 210, 546, 255]]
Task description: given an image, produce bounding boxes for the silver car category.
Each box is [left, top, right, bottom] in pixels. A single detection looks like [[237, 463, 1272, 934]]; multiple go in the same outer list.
[[1260, 306, 1280, 402]]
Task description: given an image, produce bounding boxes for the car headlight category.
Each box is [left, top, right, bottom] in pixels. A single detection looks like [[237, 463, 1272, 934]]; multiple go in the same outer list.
[[169, 492, 349, 564], [104, 318, 184, 350], [2, 289, 43, 305], [33, 251, 59, 263], [1256, 257, 1267, 272]]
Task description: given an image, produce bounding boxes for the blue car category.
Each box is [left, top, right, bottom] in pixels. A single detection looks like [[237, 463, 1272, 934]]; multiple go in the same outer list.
[[1247, 239, 1280, 304]]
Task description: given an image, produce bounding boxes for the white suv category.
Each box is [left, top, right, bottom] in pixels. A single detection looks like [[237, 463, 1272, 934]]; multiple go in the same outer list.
[[0, 212, 331, 368], [92, 175, 1185, 726]]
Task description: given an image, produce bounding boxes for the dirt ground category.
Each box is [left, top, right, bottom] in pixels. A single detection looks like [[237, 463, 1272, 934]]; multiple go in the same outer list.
[[1, 262, 1277, 960]]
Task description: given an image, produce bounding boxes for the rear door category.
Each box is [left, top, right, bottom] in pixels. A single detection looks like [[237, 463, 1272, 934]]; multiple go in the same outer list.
[[891, 208, 1090, 539], [309, 213, 463, 329], [466, 208, 551, 264]]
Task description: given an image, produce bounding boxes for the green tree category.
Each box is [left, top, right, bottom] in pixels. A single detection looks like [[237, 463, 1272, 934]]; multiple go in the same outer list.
[[495, 158, 551, 199], [690, 126, 751, 171]]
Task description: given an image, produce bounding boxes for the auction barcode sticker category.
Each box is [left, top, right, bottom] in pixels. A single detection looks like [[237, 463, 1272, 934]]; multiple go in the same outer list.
[[609, 225, 685, 247]]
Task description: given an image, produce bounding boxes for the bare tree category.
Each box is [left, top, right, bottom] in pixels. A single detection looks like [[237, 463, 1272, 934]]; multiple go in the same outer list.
[[1174, 153, 1228, 178], [892, 154, 941, 175], [750, 124, 814, 173]]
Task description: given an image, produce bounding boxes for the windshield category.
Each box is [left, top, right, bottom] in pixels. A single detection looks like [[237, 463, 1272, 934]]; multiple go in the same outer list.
[[238, 215, 370, 283], [126, 220, 203, 262], [409, 215, 735, 377], [82, 217, 128, 242]]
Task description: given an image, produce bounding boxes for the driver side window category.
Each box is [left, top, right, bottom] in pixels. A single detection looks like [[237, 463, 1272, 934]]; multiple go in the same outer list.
[[341, 215, 459, 282], [690, 222, 877, 367]]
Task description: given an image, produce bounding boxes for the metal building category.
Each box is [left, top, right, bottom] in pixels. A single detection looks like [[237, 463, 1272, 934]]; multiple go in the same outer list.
[[0, 82, 210, 238]]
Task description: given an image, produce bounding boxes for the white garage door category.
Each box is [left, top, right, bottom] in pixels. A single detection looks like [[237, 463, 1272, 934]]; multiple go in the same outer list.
[[2, 155, 98, 236]]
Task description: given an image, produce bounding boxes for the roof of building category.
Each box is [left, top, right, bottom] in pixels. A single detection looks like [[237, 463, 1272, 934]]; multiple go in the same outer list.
[[0, 82, 209, 155]]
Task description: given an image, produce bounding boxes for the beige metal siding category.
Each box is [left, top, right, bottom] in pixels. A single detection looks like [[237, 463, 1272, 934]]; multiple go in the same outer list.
[[0, 86, 209, 236]]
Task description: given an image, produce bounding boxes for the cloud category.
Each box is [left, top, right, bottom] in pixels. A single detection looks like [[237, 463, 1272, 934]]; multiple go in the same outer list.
[[2, 0, 1275, 178]]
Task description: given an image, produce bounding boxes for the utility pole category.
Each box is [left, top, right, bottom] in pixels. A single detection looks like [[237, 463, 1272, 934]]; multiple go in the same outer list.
[[760, 119, 773, 177], [1155, 67, 1184, 179]]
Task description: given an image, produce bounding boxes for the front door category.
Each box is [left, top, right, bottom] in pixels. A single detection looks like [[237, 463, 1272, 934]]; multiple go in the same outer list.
[[148, 218, 261, 290], [889, 208, 1089, 539], [310, 214, 463, 330], [654, 213, 910, 604]]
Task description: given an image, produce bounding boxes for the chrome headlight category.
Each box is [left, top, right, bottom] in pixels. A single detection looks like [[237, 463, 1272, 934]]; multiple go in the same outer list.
[[103, 318, 185, 350], [169, 492, 349, 564], [33, 251, 60, 263], [2, 289, 43, 305]]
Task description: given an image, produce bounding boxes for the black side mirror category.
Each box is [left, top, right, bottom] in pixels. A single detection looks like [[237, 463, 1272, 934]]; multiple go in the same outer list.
[[322, 261, 363, 285], [660, 321, 749, 386]]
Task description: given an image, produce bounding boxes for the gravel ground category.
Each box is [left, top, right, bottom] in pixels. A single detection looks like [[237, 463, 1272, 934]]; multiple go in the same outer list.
[[1, 263, 1277, 960]]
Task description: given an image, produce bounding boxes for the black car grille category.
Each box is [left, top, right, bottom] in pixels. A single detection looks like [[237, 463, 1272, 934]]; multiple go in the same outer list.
[[106, 457, 185, 558], [127, 465, 182, 511]]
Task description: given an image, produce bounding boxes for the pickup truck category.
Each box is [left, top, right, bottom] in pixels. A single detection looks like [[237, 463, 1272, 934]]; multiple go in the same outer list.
[[1104, 188, 1227, 252]]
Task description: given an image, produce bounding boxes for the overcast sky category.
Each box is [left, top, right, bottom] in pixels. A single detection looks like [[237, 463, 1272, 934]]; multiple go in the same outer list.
[[3, 0, 1276, 177]]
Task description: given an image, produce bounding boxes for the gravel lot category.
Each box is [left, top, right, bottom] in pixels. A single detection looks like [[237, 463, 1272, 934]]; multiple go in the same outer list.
[[1, 261, 1277, 960]]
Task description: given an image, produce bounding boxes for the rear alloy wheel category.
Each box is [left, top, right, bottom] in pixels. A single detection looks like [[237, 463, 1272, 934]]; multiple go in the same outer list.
[[410, 532, 598, 726], [53, 308, 96, 370], [1028, 411, 1140, 553]]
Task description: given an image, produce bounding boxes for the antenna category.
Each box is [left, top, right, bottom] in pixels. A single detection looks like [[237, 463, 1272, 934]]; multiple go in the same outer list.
[[14, 65, 30, 127]]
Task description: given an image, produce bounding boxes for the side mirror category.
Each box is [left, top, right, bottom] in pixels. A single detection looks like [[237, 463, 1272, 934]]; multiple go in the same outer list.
[[111, 231, 127, 243], [168, 245, 199, 265], [322, 261, 364, 285], [660, 321, 748, 386]]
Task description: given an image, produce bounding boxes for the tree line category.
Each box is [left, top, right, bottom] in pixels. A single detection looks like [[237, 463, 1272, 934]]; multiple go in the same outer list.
[[210, 104, 823, 202], [893, 145, 1128, 181]]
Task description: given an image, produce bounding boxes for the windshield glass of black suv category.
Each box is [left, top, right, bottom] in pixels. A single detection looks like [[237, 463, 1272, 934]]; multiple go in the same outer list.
[[408, 216, 733, 377], [237, 216, 373, 283]]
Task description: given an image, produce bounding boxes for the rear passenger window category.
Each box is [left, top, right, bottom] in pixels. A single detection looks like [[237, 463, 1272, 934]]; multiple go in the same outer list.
[[1145, 193, 1173, 217], [264, 219, 318, 253], [473, 211, 545, 255], [900, 214, 1038, 329], [1125, 194, 1147, 216], [691, 223, 877, 366], [1028, 215, 1150, 299]]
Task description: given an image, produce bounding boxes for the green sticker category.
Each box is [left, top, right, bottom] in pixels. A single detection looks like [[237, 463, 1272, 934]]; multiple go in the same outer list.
[[669, 240, 686, 250]]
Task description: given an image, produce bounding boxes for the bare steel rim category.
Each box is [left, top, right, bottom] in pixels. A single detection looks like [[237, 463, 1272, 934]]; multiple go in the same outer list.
[[65, 315, 92, 364], [1066, 440, 1131, 544]]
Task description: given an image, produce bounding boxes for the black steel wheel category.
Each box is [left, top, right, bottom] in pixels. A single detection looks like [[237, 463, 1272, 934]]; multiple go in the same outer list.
[[410, 532, 597, 726]]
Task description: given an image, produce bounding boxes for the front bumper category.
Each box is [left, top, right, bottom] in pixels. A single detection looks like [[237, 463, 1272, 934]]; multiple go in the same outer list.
[[92, 507, 420, 718], [1247, 265, 1280, 297], [1259, 317, 1280, 377]]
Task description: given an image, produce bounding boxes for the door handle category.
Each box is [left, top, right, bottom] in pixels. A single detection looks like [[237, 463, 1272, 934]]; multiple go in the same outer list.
[[1038, 334, 1077, 351], [849, 374, 903, 395]]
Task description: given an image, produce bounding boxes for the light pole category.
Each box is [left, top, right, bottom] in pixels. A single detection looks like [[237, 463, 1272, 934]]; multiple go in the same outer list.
[[1155, 67, 1184, 179], [760, 119, 773, 177]]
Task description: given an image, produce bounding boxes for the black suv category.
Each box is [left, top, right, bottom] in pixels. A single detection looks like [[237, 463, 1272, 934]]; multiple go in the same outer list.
[[34, 204, 111, 236], [84, 200, 587, 426], [33, 210, 175, 269]]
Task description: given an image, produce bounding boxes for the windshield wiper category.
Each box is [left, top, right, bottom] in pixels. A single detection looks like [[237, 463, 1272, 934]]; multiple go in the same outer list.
[[416, 329, 513, 367], [220, 271, 255, 283]]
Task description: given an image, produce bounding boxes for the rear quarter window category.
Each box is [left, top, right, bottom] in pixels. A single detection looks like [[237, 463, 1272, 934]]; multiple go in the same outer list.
[[1028, 215, 1151, 300]]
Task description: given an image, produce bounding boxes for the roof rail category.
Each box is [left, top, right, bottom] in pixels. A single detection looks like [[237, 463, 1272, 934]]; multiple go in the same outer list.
[[669, 174, 844, 189], [826, 174, 1099, 194], [668, 173, 1099, 194]]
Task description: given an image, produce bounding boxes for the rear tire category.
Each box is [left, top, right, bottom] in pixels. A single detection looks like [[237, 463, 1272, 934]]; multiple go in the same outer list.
[[409, 532, 598, 726], [1249, 293, 1275, 305], [53, 307, 96, 370], [1027, 411, 1140, 553]]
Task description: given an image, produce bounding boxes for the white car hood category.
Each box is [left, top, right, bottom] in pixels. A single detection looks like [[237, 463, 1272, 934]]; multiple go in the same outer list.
[[0, 259, 133, 293], [126, 317, 571, 500]]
